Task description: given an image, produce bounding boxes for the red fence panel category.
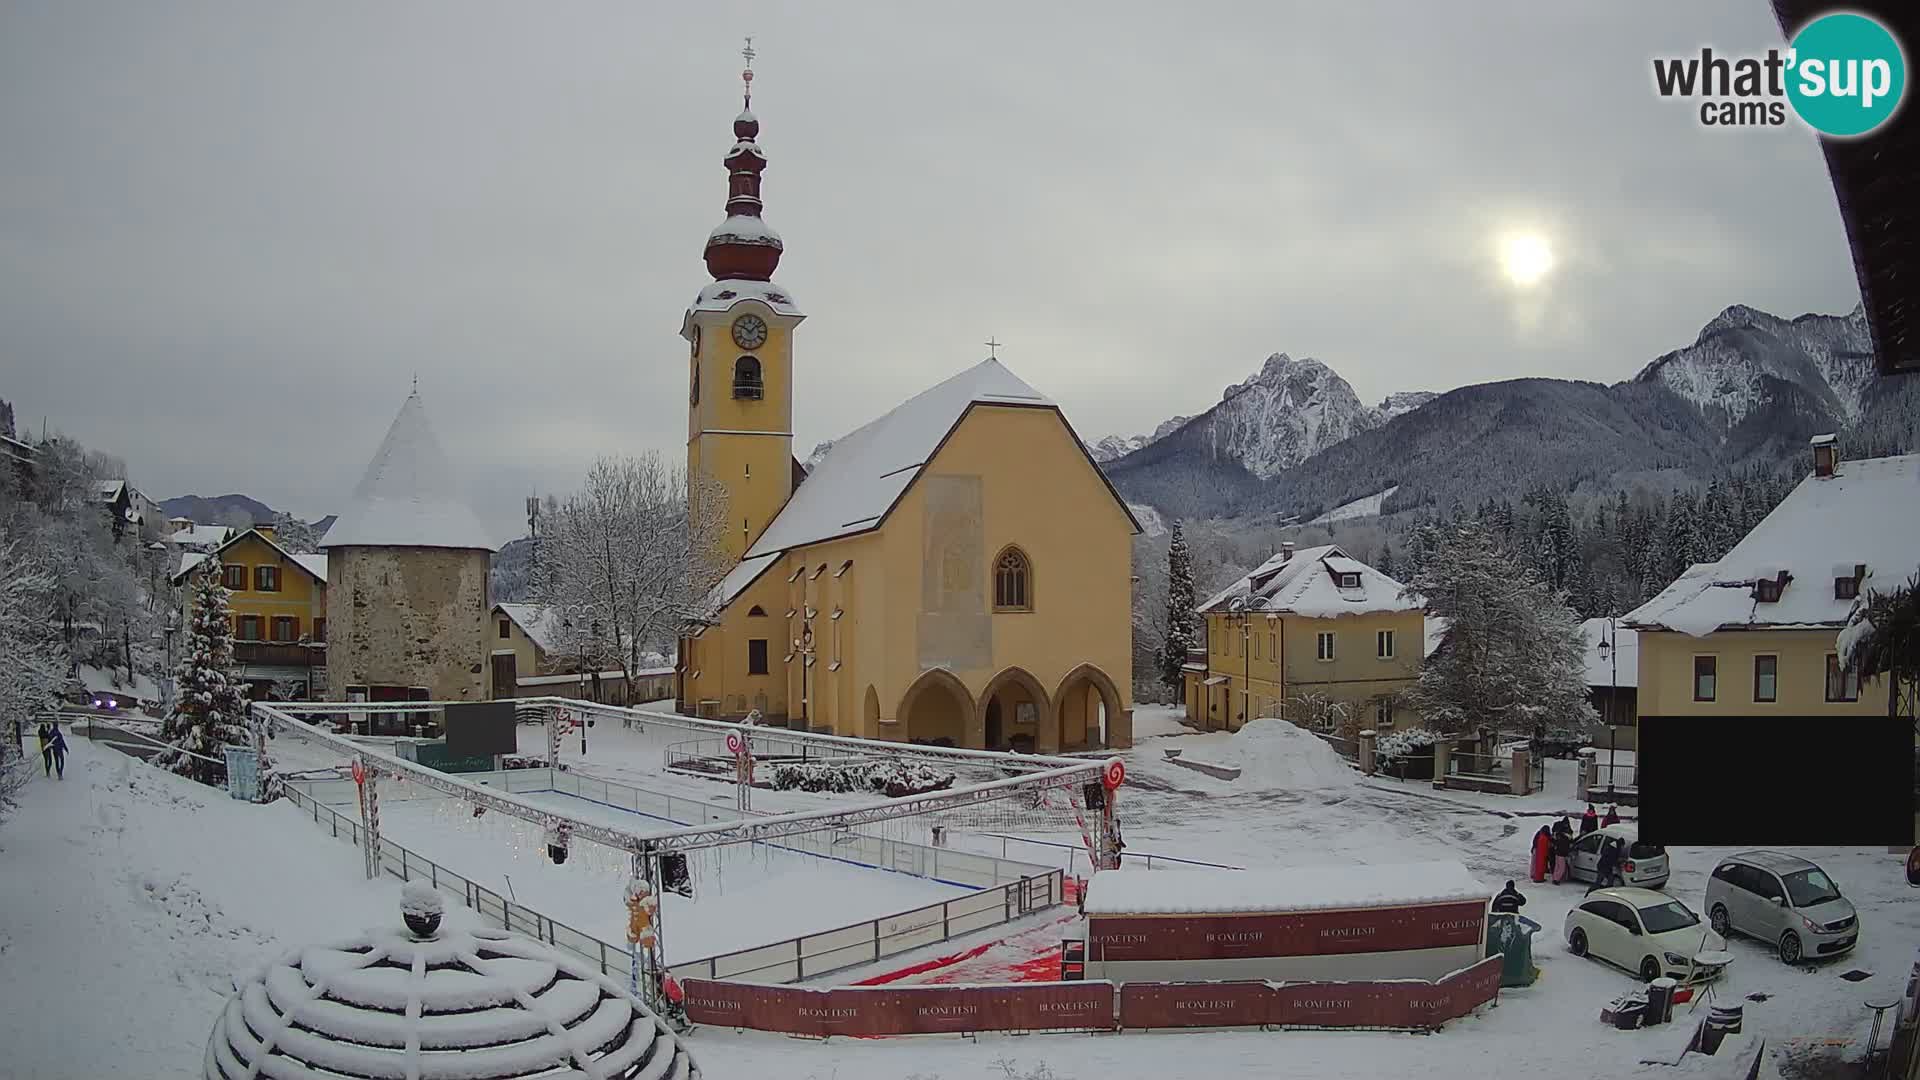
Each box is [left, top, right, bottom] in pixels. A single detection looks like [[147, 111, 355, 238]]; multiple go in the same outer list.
[[1118, 981, 1273, 1029], [1088, 901, 1487, 962]]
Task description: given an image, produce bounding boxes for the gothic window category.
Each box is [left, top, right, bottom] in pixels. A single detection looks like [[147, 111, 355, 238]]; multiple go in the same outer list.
[[993, 546, 1032, 612], [733, 356, 763, 399]]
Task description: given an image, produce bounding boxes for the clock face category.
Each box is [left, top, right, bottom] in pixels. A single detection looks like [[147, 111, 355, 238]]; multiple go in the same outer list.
[[731, 314, 769, 350]]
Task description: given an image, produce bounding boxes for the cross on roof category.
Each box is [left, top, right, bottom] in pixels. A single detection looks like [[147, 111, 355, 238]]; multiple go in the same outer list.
[[985, 337, 1002, 359]]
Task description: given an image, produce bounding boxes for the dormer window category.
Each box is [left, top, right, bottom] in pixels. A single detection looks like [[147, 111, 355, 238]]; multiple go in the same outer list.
[[732, 356, 764, 399], [1753, 571, 1790, 603], [1835, 576, 1858, 601], [1337, 572, 1361, 589]]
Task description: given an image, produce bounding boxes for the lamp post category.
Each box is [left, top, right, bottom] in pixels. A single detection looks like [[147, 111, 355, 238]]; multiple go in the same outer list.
[[793, 623, 815, 729], [162, 612, 179, 713], [1228, 597, 1250, 727], [1596, 613, 1619, 796]]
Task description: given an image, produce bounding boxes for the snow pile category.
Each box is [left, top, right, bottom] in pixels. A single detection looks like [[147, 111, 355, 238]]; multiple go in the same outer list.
[[400, 881, 443, 920], [1182, 718, 1356, 791], [1083, 859, 1487, 915]]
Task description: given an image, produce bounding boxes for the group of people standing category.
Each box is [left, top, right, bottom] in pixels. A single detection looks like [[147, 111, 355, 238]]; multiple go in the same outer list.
[[1529, 802, 1621, 888]]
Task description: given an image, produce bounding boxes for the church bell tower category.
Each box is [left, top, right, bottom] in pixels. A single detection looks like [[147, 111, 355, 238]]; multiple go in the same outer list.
[[682, 38, 804, 563]]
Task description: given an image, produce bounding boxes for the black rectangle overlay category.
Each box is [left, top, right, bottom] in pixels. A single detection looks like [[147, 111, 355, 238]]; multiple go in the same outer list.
[[1638, 717, 1914, 847]]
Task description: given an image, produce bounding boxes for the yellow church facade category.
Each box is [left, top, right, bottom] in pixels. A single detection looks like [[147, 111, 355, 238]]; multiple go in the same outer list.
[[673, 78, 1137, 751]]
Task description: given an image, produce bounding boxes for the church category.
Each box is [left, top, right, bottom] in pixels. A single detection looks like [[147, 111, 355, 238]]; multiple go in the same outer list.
[[674, 57, 1137, 751]]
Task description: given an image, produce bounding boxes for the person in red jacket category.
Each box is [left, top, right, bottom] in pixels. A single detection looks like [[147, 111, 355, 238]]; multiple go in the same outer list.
[[1602, 804, 1621, 827], [1530, 826, 1552, 883], [1580, 803, 1599, 835]]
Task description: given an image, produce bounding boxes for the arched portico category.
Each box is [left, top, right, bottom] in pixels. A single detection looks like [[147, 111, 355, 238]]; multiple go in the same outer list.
[[897, 668, 974, 748], [1052, 663, 1124, 751], [976, 667, 1051, 752]]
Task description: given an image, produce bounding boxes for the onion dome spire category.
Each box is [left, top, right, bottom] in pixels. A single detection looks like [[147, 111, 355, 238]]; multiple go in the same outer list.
[[704, 36, 783, 282]]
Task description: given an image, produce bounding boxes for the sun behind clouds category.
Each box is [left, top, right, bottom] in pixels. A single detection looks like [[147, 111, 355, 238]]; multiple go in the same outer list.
[[1498, 231, 1556, 288]]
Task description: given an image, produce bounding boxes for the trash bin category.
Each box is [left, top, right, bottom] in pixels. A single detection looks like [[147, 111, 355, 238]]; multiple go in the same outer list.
[[1485, 913, 1542, 987], [1645, 977, 1677, 1025]]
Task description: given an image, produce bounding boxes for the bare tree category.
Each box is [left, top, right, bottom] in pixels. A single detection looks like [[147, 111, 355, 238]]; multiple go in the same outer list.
[[533, 454, 730, 690]]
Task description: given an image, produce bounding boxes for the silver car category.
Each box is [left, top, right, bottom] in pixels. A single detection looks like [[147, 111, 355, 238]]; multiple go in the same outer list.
[[1704, 851, 1858, 964]]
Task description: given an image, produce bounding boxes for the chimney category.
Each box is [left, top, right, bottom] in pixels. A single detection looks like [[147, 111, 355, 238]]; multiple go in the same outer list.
[[1811, 433, 1839, 478], [1281, 541, 1295, 560]]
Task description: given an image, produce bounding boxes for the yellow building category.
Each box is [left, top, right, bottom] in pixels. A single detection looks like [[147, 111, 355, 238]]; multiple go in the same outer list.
[[674, 84, 1139, 750], [1183, 543, 1426, 735], [1624, 439, 1918, 724], [490, 602, 674, 705], [173, 525, 328, 699]]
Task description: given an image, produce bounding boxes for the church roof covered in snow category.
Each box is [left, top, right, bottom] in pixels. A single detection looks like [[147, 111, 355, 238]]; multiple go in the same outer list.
[[321, 391, 497, 552], [740, 358, 1140, 562], [1624, 452, 1920, 637], [205, 897, 698, 1080], [1198, 544, 1420, 619]]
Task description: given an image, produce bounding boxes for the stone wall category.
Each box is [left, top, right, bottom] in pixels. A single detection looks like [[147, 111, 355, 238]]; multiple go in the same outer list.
[[325, 546, 489, 701]]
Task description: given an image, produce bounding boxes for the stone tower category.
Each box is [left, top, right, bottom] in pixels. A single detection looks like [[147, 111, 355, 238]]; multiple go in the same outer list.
[[681, 43, 806, 563], [322, 390, 497, 706]]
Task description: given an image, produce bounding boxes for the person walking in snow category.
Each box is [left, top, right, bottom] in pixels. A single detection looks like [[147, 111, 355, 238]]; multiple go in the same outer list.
[[1530, 825, 1552, 883], [46, 722, 67, 779], [1551, 822, 1573, 884], [37, 721, 54, 776], [1602, 804, 1620, 827], [1586, 837, 1624, 896], [1492, 880, 1527, 914], [1580, 803, 1599, 835]]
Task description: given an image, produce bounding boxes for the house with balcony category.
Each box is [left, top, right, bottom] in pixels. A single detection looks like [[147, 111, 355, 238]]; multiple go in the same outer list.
[[173, 524, 327, 699], [1623, 436, 1920, 727], [1182, 543, 1426, 735]]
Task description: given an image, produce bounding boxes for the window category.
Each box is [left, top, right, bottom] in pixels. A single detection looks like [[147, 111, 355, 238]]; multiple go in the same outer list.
[[1316, 632, 1335, 661], [313, 617, 327, 643], [1377, 629, 1395, 659], [254, 565, 280, 592], [498, 618, 511, 639], [271, 616, 299, 642], [993, 547, 1032, 611], [732, 356, 763, 399], [747, 639, 769, 676], [1692, 655, 1717, 702], [1268, 631, 1276, 658], [1753, 655, 1777, 703], [747, 605, 767, 617], [236, 615, 262, 641], [1754, 578, 1782, 603], [690, 361, 700, 405], [1835, 576, 1858, 600], [1825, 654, 1860, 702], [1252, 634, 1260, 659], [222, 564, 246, 590], [1375, 698, 1393, 726], [1337, 572, 1360, 589]]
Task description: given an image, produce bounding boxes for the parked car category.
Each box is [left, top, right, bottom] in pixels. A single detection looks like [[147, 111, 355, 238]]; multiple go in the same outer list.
[[1568, 823, 1669, 889], [1704, 851, 1858, 964], [1564, 887, 1731, 983]]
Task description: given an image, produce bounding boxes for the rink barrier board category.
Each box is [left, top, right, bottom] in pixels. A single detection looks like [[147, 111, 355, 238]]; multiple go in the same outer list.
[[681, 956, 1502, 1036]]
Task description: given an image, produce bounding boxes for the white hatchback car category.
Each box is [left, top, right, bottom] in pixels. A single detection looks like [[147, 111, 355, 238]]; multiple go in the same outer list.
[[1569, 824, 1670, 890], [1565, 887, 1732, 983]]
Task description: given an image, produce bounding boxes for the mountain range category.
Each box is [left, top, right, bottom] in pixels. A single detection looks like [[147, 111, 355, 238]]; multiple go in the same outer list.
[[1101, 302, 1906, 526], [158, 493, 335, 538]]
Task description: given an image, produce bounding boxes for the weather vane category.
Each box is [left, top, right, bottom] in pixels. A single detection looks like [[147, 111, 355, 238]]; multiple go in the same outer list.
[[741, 36, 755, 107]]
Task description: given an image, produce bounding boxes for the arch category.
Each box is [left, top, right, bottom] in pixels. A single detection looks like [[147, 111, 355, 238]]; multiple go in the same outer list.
[[976, 666, 1051, 752], [897, 667, 975, 748], [732, 355, 763, 399], [1052, 663, 1125, 751], [862, 684, 881, 737], [992, 545, 1033, 612]]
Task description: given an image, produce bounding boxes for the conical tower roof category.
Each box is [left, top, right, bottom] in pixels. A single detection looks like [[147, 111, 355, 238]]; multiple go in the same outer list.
[[320, 390, 497, 551]]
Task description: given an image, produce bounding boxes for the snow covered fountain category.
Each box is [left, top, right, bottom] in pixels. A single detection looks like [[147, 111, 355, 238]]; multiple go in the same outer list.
[[205, 883, 700, 1080]]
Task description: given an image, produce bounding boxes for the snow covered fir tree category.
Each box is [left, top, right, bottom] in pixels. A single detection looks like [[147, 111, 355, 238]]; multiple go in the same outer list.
[[157, 566, 256, 785], [1402, 520, 1595, 735], [1158, 520, 1197, 690]]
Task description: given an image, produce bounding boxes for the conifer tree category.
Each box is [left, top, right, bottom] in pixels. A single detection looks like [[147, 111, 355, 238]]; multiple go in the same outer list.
[[1158, 521, 1198, 689], [157, 567, 256, 785]]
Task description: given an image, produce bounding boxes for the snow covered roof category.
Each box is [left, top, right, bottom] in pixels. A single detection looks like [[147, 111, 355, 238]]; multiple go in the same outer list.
[[708, 551, 781, 611], [1199, 545, 1421, 618], [293, 552, 329, 583], [208, 917, 698, 1080], [321, 391, 497, 552], [743, 358, 1136, 560], [496, 603, 563, 654], [1082, 860, 1488, 916], [686, 278, 804, 319], [1624, 453, 1920, 636], [171, 530, 327, 584], [170, 524, 231, 550], [96, 479, 126, 501], [707, 214, 782, 248], [1580, 618, 1638, 688], [178, 551, 208, 579]]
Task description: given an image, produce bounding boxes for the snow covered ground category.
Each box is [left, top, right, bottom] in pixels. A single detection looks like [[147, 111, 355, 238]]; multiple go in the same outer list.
[[5, 723, 1912, 1079]]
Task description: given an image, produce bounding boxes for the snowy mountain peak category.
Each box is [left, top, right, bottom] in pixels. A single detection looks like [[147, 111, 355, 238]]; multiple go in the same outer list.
[[1635, 303, 1875, 427], [1374, 391, 1438, 422]]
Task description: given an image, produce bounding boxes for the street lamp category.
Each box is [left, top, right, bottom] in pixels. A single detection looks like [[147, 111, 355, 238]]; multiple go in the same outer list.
[[162, 612, 180, 712], [793, 623, 815, 729], [1596, 612, 1620, 796]]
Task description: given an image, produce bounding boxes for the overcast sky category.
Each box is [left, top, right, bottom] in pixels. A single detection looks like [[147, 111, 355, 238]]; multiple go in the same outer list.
[[0, 2, 1865, 541]]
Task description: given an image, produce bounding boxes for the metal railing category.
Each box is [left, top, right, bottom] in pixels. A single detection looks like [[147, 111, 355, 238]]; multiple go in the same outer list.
[[972, 832, 1245, 874], [281, 767, 1064, 985]]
